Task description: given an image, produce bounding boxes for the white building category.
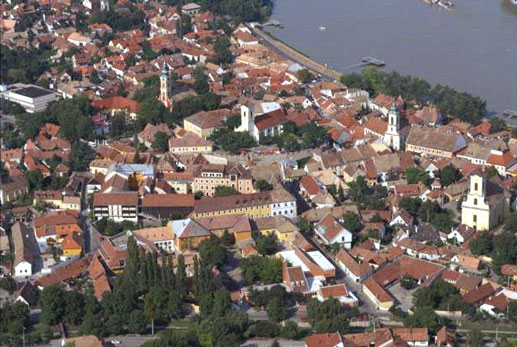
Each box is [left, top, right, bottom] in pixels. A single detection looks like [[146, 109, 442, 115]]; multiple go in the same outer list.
[[314, 213, 352, 249], [12, 222, 34, 278], [1, 84, 60, 113], [93, 192, 139, 222], [461, 172, 510, 231], [236, 103, 286, 142]]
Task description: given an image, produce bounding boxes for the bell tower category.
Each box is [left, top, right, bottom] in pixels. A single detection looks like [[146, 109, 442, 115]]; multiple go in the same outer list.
[[384, 104, 402, 150], [159, 62, 171, 109]]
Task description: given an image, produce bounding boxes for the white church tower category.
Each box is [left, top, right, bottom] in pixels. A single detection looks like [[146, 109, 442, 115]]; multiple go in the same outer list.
[[159, 62, 172, 109], [384, 104, 402, 151]]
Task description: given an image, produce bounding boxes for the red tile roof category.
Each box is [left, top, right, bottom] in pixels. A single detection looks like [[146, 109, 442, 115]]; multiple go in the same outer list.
[[254, 108, 286, 131], [92, 96, 140, 114]]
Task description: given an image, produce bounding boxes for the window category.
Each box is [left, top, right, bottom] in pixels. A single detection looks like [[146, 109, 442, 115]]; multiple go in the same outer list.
[[473, 215, 477, 223], [474, 198, 477, 205], [474, 183, 478, 191]]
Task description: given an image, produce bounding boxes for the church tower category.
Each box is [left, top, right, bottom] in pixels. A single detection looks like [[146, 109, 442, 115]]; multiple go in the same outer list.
[[384, 104, 402, 151], [159, 62, 171, 109]]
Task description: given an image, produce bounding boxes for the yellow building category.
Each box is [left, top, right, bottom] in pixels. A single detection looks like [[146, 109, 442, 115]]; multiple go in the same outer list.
[[62, 232, 83, 257], [169, 218, 212, 252], [193, 163, 254, 197], [193, 189, 298, 220], [183, 109, 232, 139], [194, 214, 253, 242], [168, 133, 214, 154], [253, 216, 300, 242], [461, 173, 510, 231]]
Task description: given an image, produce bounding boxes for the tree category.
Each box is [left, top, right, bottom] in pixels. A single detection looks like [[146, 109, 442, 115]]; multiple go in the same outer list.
[[212, 289, 232, 318], [152, 132, 170, 152], [467, 330, 484, 347], [0, 301, 30, 335], [106, 314, 124, 336], [306, 298, 350, 334], [405, 167, 430, 185], [214, 186, 239, 197], [40, 286, 66, 326], [213, 36, 233, 65], [343, 211, 362, 234], [491, 232, 517, 272], [63, 291, 85, 325], [266, 297, 285, 323], [440, 165, 462, 187], [270, 340, 281, 347], [400, 275, 417, 290], [127, 309, 146, 334], [280, 320, 300, 339], [489, 117, 507, 134], [256, 234, 278, 256], [255, 179, 273, 191], [199, 239, 227, 268], [469, 232, 492, 255], [168, 291, 183, 320], [241, 256, 283, 285], [503, 212, 517, 233], [297, 69, 312, 84], [404, 306, 442, 334], [430, 213, 453, 232], [194, 67, 210, 95]]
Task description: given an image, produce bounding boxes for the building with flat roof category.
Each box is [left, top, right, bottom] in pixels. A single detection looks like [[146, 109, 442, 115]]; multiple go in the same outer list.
[[1, 84, 60, 113]]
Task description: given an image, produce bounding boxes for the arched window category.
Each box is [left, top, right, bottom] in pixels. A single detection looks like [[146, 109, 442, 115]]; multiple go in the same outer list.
[[474, 183, 478, 191]]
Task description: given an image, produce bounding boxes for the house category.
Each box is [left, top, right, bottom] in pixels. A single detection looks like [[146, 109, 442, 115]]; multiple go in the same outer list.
[[314, 213, 352, 249], [14, 281, 39, 307], [462, 282, 499, 306], [60, 335, 104, 347], [12, 222, 34, 277], [0, 175, 29, 204], [450, 254, 481, 273], [283, 263, 309, 293], [195, 214, 253, 242], [390, 209, 414, 228], [93, 192, 139, 222], [405, 126, 467, 158], [192, 163, 253, 197], [415, 106, 442, 125], [97, 235, 128, 273], [305, 332, 344, 347], [169, 218, 211, 251], [67, 32, 91, 46], [131, 226, 174, 252], [137, 123, 172, 148], [436, 326, 455, 347], [501, 264, 517, 282], [236, 103, 286, 142], [392, 328, 429, 347], [461, 172, 510, 231], [362, 277, 394, 310], [279, 247, 336, 279], [313, 284, 358, 308], [141, 194, 194, 219], [92, 96, 141, 119], [181, 2, 201, 15], [252, 216, 299, 242], [183, 109, 232, 138], [335, 248, 373, 283], [447, 224, 476, 245], [480, 289, 517, 317], [168, 133, 214, 154]]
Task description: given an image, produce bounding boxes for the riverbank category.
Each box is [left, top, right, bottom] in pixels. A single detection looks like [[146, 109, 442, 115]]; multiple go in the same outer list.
[[250, 25, 342, 81], [264, 0, 517, 116]]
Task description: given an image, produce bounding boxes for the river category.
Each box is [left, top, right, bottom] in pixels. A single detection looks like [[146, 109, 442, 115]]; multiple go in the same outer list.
[[266, 0, 517, 116]]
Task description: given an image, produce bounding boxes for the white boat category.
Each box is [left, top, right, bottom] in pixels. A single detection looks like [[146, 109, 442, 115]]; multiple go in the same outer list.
[[318, 26, 326, 31]]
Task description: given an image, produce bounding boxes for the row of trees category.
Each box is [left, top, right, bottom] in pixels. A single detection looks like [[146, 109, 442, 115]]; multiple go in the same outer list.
[[340, 67, 487, 124]]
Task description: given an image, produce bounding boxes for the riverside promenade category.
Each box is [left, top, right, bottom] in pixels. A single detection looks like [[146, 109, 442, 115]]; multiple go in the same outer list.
[[249, 25, 342, 81]]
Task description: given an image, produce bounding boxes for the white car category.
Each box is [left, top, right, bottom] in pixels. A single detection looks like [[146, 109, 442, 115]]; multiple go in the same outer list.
[[111, 340, 121, 345]]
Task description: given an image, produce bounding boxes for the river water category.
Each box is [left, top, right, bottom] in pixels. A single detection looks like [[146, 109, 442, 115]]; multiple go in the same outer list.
[[266, 0, 517, 116]]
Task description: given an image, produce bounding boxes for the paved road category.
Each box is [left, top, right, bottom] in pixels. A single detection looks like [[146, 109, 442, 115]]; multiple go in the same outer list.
[[242, 338, 305, 347], [250, 26, 342, 81]]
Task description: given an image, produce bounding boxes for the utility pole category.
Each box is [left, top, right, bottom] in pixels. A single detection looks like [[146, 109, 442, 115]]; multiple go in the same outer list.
[[151, 318, 154, 336]]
